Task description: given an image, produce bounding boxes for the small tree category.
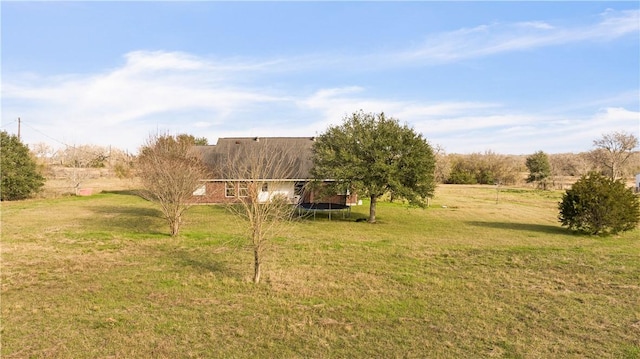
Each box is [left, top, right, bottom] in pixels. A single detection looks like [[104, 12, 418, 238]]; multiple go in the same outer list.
[[1, 131, 45, 200], [559, 172, 640, 235], [526, 150, 551, 189], [590, 131, 638, 180], [312, 110, 436, 223], [137, 133, 209, 236], [215, 139, 298, 283]]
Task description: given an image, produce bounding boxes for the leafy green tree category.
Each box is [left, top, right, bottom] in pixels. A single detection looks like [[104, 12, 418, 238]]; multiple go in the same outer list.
[[526, 150, 551, 189], [176, 134, 208, 146], [311, 110, 436, 223], [447, 159, 478, 184], [559, 172, 640, 235], [1, 131, 45, 200]]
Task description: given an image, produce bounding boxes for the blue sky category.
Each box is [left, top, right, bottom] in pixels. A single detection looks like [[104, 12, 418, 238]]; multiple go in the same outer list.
[[2, 2, 639, 154]]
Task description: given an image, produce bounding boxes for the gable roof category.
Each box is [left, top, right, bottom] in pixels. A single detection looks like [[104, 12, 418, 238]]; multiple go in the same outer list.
[[195, 137, 316, 180]]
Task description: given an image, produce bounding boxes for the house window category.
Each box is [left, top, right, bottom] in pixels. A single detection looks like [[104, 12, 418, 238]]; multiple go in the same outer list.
[[238, 182, 249, 197], [193, 184, 206, 196], [225, 182, 235, 197], [294, 181, 305, 196], [261, 183, 268, 192]]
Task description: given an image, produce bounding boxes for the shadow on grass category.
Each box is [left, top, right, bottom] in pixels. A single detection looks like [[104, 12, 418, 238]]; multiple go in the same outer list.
[[101, 189, 141, 196], [466, 221, 567, 235], [83, 204, 168, 236], [170, 247, 233, 274], [295, 210, 369, 223]]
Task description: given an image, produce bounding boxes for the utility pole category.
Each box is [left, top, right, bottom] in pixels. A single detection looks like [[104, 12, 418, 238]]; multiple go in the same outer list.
[[17, 117, 21, 139]]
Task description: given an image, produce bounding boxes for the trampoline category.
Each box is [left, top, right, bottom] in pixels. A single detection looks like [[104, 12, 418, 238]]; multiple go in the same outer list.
[[297, 202, 351, 220]]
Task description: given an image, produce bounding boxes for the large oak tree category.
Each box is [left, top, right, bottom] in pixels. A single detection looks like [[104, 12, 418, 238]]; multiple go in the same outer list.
[[311, 111, 436, 223]]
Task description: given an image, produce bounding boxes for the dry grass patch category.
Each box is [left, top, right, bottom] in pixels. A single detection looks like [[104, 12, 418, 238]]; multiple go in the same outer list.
[[1, 185, 639, 358]]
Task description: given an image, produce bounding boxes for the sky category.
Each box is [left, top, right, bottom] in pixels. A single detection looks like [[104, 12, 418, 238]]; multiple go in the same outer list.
[[1, 1, 639, 155]]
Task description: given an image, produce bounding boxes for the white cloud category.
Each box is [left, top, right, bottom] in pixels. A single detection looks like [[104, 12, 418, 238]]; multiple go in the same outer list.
[[395, 8, 639, 64], [123, 50, 211, 72], [2, 51, 292, 151], [425, 107, 640, 154], [516, 21, 555, 30]]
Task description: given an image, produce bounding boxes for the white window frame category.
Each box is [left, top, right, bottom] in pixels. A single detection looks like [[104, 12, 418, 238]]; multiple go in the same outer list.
[[225, 182, 235, 197], [238, 182, 249, 197]]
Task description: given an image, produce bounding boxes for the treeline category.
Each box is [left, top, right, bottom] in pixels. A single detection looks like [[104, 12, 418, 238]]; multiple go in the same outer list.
[[29, 142, 640, 187], [435, 150, 640, 188], [29, 134, 209, 179], [30, 143, 136, 179]]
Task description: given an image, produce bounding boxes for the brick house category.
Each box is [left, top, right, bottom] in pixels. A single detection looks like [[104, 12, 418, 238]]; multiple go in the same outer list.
[[190, 137, 357, 206]]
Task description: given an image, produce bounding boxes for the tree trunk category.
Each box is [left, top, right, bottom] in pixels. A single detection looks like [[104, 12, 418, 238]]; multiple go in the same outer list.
[[253, 248, 261, 284], [170, 219, 180, 237], [368, 195, 377, 223]]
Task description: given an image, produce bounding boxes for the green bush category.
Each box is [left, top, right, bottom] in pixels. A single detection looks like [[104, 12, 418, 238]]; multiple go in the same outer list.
[[558, 172, 640, 235], [1, 131, 45, 201]]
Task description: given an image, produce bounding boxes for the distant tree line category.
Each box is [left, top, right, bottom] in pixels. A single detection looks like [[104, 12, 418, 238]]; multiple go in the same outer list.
[[432, 132, 639, 188], [438, 150, 523, 185]]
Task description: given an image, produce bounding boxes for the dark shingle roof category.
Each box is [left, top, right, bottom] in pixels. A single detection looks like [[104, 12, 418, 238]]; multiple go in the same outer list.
[[195, 137, 316, 180]]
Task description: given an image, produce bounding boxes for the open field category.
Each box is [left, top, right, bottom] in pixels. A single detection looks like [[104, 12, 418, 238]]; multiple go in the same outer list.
[[1, 185, 639, 358]]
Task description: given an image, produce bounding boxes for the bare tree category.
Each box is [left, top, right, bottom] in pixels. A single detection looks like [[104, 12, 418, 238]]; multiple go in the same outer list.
[[433, 144, 451, 184], [29, 142, 56, 177], [591, 131, 639, 180], [61, 145, 96, 195], [137, 133, 209, 236], [216, 139, 299, 284], [108, 148, 136, 179], [445, 151, 523, 185], [483, 150, 523, 186], [573, 152, 594, 176]]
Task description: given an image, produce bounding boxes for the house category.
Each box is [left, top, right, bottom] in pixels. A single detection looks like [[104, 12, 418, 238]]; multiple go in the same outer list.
[[191, 137, 357, 206]]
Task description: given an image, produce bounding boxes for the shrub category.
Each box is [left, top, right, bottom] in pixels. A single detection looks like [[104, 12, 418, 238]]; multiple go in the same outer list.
[[1, 131, 45, 200], [558, 172, 640, 235]]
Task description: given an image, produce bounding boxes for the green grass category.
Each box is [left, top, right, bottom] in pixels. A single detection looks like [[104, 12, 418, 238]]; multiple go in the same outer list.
[[2, 185, 639, 358]]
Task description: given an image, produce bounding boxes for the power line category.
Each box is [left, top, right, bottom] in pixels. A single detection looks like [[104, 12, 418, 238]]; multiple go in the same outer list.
[[0, 119, 18, 129], [16, 118, 128, 161], [20, 120, 77, 148]]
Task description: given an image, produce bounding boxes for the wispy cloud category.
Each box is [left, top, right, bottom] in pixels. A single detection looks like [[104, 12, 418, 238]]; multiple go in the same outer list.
[[423, 107, 640, 154], [394, 8, 639, 64], [2, 51, 296, 150], [7, 51, 286, 112]]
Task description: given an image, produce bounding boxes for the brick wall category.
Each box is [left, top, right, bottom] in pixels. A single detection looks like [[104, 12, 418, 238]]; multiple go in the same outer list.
[[190, 180, 358, 205]]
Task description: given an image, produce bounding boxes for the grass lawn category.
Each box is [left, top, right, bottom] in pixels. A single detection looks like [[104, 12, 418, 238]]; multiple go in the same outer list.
[[1, 185, 639, 358]]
